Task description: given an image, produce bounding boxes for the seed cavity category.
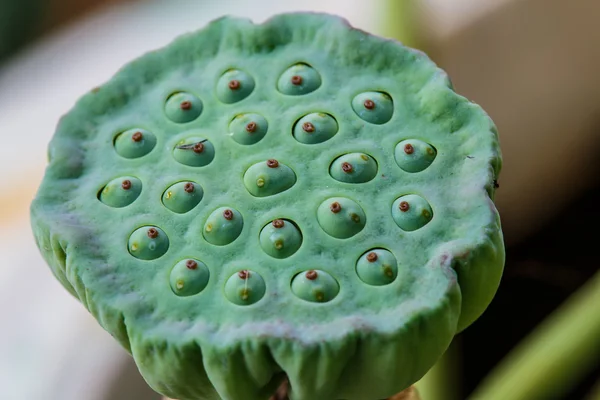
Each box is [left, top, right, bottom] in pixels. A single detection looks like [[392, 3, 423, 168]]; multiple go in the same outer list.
[[356, 249, 398, 286], [395, 139, 437, 173], [165, 92, 203, 123], [162, 181, 203, 214], [352, 91, 394, 124], [173, 137, 215, 167], [330, 153, 377, 183], [170, 258, 209, 296], [293, 113, 338, 144], [114, 129, 157, 159], [260, 218, 302, 258], [99, 176, 142, 208], [277, 63, 322, 95], [224, 270, 266, 305], [244, 160, 296, 197], [318, 197, 366, 239], [217, 69, 255, 103], [291, 269, 339, 303], [203, 207, 243, 246], [128, 225, 169, 260], [392, 194, 434, 231], [229, 113, 268, 145]]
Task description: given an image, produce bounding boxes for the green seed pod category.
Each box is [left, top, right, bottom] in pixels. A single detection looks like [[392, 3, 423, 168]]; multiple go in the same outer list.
[[330, 152, 378, 183], [352, 91, 393, 124], [203, 207, 243, 246], [392, 194, 434, 232], [317, 197, 366, 239], [164, 92, 203, 123], [172, 136, 215, 167], [394, 139, 437, 173], [114, 128, 157, 159], [128, 226, 169, 260], [32, 13, 504, 400], [216, 69, 255, 104], [291, 269, 339, 303], [224, 270, 266, 305], [229, 113, 268, 145], [169, 259, 210, 297], [243, 159, 296, 197], [98, 176, 142, 208], [356, 249, 398, 286], [293, 112, 338, 144], [277, 63, 321, 95], [161, 181, 203, 214], [259, 219, 302, 259]]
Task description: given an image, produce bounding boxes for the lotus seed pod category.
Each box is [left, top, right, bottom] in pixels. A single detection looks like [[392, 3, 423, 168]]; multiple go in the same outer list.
[[356, 249, 398, 286], [352, 91, 394, 124], [98, 176, 142, 208], [128, 226, 169, 260], [293, 112, 338, 144], [392, 194, 434, 232], [161, 181, 203, 214], [277, 63, 322, 95], [229, 113, 268, 145], [114, 128, 157, 159], [243, 159, 296, 197], [203, 207, 243, 246], [31, 13, 504, 400], [317, 197, 366, 239], [170, 259, 210, 297], [291, 269, 339, 303], [224, 270, 266, 305], [395, 139, 437, 173], [216, 69, 255, 104], [172, 136, 215, 167], [259, 219, 303, 259], [330, 152, 378, 183], [164, 92, 203, 123]]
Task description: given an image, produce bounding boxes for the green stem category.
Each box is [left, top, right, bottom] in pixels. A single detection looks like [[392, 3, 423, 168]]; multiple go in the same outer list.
[[468, 270, 600, 400], [382, 0, 420, 49]]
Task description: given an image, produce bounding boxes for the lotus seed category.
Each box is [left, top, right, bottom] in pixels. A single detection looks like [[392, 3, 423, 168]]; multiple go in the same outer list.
[[277, 63, 321, 95], [291, 269, 339, 303], [162, 181, 203, 214], [216, 69, 255, 103], [293, 113, 338, 144], [317, 197, 366, 239], [259, 218, 302, 259], [172, 137, 215, 167], [203, 207, 243, 246], [114, 128, 157, 159], [170, 258, 210, 296], [392, 194, 434, 231], [165, 92, 203, 123], [99, 176, 142, 208], [128, 225, 169, 260], [395, 139, 437, 173], [356, 248, 398, 286], [228, 113, 268, 145], [243, 160, 296, 197], [330, 153, 378, 183], [352, 91, 393, 124], [224, 270, 266, 305]]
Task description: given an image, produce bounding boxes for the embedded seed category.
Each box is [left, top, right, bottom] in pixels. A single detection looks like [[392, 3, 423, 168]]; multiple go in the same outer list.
[[330, 202, 342, 213], [272, 219, 285, 228], [131, 131, 143, 142], [147, 228, 159, 238], [228, 80, 240, 90], [180, 101, 192, 110], [404, 144, 414, 154], [400, 201, 410, 212], [186, 260, 198, 270], [184, 182, 195, 193], [267, 159, 279, 168], [246, 122, 257, 132], [305, 270, 318, 280], [223, 209, 234, 220], [302, 122, 315, 133], [291, 75, 303, 85], [341, 162, 353, 173], [364, 99, 375, 109], [121, 180, 132, 190], [366, 252, 378, 262]]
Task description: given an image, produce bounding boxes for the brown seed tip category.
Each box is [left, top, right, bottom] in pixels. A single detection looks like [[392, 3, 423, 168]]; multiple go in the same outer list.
[[184, 182, 195, 193], [193, 142, 204, 153], [302, 122, 315, 133], [272, 219, 285, 228], [228, 79, 240, 90], [131, 131, 143, 142], [245, 122, 257, 133], [330, 202, 342, 213], [404, 144, 414, 154], [180, 101, 192, 110], [305, 270, 318, 280], [364, 99, 375, 110], [238, 270, 250, 279], [186, 260, 198, 270], [493, 180, 500, 189], [291, 75, 303, 86], [341, 162, 353, 173], [147, 228, 159, 239], [121, 180, 132, 190], [267, 159, 279, 168], [399, 201, 410, 212], [223, 209, 234, 220], [366, 252, 378, 262]]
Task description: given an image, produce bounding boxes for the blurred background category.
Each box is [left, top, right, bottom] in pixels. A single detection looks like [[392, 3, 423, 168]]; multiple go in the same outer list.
[[0, 0, 598, 399]]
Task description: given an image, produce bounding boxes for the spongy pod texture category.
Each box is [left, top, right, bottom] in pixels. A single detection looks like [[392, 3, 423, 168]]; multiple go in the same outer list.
[[30, 13, 503, 400]]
